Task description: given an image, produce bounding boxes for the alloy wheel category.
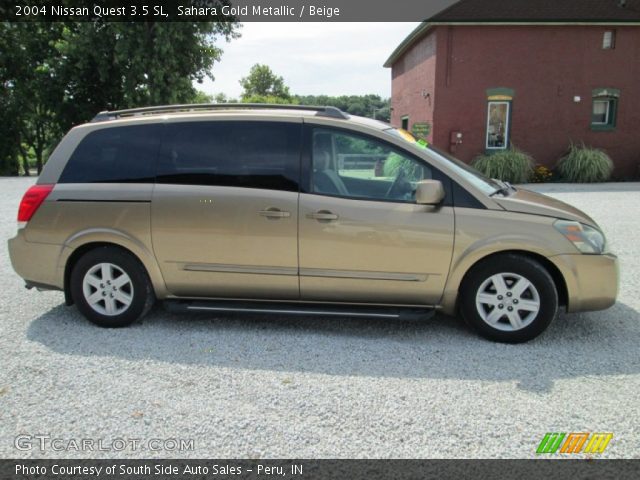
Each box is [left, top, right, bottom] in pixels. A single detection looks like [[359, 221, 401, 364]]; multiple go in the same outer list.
[[475, 272, 540, 331], [82, 263, 134, 316]]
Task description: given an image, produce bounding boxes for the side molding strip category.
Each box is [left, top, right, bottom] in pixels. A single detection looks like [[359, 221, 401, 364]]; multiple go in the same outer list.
[[300, 268, 428, 282], [180, 264, 429, 282], [183, 264, 297, 276]]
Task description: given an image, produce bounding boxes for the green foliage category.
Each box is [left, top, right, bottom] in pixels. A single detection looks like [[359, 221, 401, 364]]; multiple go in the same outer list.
[[240, 64, 291, 100], [191, 90, 214, 104], [241, 95, 298, 105], [56, 22, 239, 128], [236, 69, 390, 118], [294, 94, 390, 122], [383, 153, 422, 180], [0, 20, 239, 175], [471, 147, 534, 184], [556, 143, 613, 183], [0, 59, 21, 175], [212, 93, 238, 103], [1, 22, 66, 175], [0, 122, 20, 175]]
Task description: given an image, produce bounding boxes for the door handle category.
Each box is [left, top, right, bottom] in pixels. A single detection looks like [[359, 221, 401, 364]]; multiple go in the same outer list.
[[307, 210, 339, 221], [259, 208, 291, 218]]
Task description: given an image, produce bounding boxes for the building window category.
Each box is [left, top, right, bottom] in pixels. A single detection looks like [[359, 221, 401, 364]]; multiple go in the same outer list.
[[401, 116, 409, 130], [486, 101, 510, 150], [591, 98, 617, 129], [602, 31, 616, 49], [592, 100, 611, 124], [591, 88, 619, 130]]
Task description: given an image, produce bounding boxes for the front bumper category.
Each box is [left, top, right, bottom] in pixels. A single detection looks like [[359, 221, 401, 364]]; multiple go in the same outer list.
[[549, 253, 619, 312]]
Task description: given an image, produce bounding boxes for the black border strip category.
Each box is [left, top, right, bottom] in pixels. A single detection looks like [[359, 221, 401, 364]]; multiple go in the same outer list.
[[6, 1, 636, 23], [2, 459, 639, 480]]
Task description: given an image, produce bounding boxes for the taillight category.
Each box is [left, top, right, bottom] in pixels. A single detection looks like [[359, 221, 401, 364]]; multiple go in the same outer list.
[[17, 184, 54, 224]]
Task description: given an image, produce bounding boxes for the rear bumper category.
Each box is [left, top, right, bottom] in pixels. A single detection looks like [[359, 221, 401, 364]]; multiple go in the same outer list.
[[8, 229, 64, 290], [549, 253, 619, 312]]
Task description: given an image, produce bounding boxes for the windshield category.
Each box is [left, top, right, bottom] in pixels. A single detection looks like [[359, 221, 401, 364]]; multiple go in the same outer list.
[[384, 128, 500, 196]]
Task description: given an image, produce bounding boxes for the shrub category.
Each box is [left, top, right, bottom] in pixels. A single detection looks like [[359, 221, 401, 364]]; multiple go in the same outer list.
[[556, 143, 613, 183], [471, 147, 534, 184], [532, 165, 553, 183]]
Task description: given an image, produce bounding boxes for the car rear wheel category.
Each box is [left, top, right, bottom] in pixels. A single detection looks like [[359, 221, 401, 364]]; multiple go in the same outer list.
[[70, 246, 155, 327], [460, 254, 558, 343]]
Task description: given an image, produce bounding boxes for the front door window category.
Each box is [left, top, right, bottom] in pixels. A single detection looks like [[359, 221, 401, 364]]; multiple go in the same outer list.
[[311, 128, 431, 203]]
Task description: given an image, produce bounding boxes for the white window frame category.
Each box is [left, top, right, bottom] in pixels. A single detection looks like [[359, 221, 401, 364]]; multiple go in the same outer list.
[[591, 99, 611, 125], [401, 115, 409, 131], [485, 101, 510, 150]]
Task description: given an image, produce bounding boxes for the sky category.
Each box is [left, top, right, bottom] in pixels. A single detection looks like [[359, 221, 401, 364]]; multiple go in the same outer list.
[[197, 22, 422, 99]]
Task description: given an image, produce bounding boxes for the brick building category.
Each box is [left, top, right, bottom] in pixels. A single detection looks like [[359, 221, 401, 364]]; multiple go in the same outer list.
[[384, 0, 640, 177]]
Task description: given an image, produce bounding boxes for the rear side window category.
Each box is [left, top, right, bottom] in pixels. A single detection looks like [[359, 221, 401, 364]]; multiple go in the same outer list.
[[156, 121, 301, 192], [59, 125, 162, 183]]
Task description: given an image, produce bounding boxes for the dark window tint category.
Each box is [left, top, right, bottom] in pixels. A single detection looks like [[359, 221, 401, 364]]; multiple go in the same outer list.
[[452, 182, 484, 209], [59, 125, 161, 183], [156, 121, 301, 192]]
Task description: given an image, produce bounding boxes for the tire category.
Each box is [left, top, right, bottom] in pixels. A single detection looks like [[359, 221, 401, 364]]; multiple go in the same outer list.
[[459, 254, 558, 343], [70, 246, 155, 328]]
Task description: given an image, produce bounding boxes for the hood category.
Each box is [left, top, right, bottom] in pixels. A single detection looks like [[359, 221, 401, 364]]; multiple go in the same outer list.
[[494, 188, 598, 227]]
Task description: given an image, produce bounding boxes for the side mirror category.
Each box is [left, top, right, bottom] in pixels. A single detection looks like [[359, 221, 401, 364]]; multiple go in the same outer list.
[[415, 180, 445, 205]]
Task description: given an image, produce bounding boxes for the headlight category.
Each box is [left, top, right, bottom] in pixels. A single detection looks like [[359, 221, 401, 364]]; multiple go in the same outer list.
[[554, 220, 606, 254]]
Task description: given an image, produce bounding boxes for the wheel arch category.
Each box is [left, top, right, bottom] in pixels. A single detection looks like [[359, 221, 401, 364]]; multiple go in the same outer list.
[[442, 249, 568, 315], [63, 240, 167, 305]]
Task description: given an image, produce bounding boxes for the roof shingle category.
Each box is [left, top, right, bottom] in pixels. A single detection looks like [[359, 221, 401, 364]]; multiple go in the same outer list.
[[431, 0, 640, 23], [384, 0, 640, 67]]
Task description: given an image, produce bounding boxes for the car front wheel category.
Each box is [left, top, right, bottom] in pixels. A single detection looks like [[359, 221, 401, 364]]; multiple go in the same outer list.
[[460, 254, 558, 343]]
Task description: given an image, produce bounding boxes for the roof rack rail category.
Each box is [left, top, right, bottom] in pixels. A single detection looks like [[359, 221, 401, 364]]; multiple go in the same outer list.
[[91, 103, 350, 122]]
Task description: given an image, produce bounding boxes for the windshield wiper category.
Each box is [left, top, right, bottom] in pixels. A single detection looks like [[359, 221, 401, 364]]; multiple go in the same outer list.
[[490, 187, 509, 197], [489, 179, 516, 197]]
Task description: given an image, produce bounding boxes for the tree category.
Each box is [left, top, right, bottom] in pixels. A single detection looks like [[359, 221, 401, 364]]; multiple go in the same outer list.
[[11, 23, 67, 175], [0, 24, 22, 175], [212, 92, 238, 103], [241, 94, 298, 105], [239, 64, 291, 101], [192, 90, 214, 104], [2, 23, 67, 175], [0, 20, 239, 175], [55, 21, 239, 131], [0, 98, 21, 175], [295, 94, 390, 122]]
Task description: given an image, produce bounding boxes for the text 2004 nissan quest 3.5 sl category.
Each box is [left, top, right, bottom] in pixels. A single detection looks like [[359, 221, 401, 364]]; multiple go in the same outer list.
[[8, 104, 619, 343]]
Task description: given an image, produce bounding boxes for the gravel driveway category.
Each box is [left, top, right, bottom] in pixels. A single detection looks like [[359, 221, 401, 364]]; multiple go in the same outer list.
[[1, 177, 639, 459]]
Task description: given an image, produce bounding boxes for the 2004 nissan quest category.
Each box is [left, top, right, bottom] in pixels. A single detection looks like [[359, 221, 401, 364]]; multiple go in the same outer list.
[[8, 104, 619, 343]]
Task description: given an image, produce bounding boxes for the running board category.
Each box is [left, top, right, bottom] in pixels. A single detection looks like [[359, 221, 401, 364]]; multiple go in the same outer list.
[[164, 300, 435, 321]]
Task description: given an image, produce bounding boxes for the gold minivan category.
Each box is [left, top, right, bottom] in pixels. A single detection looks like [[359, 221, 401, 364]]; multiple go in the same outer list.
[[8, 104, 619, 342]]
